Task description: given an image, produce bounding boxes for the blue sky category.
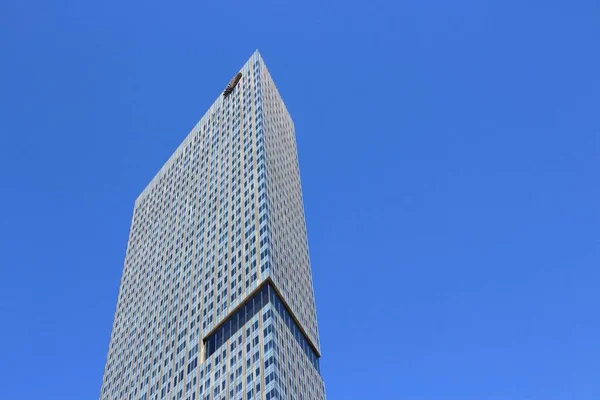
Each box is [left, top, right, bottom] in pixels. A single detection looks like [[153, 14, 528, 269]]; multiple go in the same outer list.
[[1, 1, 599, 399]]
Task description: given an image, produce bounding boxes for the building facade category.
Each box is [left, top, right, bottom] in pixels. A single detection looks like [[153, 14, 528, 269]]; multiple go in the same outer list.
[[99, 51, 326, 400]]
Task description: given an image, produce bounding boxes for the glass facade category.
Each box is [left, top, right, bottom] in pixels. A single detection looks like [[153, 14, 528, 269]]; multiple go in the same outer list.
[[205, 281, 320, 371], [99, 51, 326, 400]]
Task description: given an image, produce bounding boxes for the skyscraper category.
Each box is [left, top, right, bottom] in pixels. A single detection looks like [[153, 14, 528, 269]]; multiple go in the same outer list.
[[99, 51, 326, 400]]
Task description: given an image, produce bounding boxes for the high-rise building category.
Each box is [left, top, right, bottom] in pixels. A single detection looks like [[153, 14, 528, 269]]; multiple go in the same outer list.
[[99, 51, 326, 400]]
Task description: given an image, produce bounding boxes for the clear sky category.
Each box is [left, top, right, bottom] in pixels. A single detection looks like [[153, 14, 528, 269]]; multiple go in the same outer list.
[[1, 1, 598, 399]]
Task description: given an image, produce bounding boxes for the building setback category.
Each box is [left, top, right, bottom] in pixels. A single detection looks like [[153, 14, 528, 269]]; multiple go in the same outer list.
[[99, 51, 326, 400]]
